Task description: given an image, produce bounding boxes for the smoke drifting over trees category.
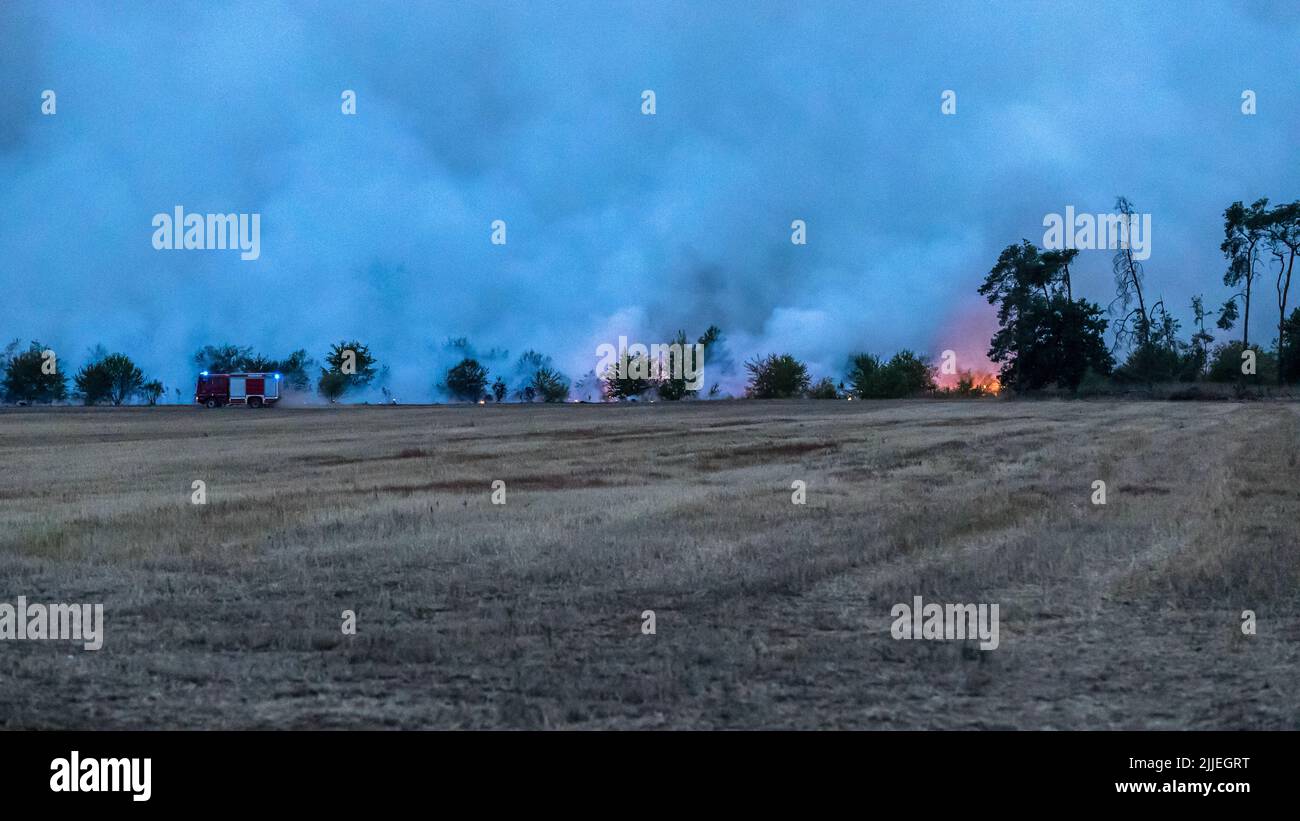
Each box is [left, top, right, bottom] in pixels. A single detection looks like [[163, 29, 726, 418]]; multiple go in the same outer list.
[[3, 3, 1298, 402]]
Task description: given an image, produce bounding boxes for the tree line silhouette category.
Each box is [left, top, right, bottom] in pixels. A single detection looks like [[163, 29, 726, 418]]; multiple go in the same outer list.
[[979, 195, 1299, 394], [2, 195, 1296, 405]]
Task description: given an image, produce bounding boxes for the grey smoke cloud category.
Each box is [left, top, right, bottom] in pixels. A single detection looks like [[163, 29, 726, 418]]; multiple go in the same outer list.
[[1, 1, 1297, 399]]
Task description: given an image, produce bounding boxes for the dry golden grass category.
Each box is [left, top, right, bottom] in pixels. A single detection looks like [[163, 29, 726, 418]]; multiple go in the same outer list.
[[0, 399, 1297, 729]]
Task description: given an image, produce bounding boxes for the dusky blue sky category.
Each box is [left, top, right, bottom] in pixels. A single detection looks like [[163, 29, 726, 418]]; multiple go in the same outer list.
[[2, 0, 1298, 398]]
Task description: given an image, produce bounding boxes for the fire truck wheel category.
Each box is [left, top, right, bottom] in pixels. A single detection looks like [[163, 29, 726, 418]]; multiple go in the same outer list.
[[204, 399, 219, 409], [249, 396, 263, 408]]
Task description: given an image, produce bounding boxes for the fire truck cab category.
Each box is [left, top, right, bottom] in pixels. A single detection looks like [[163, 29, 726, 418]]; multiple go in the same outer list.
[[195, 372, 282, 408]]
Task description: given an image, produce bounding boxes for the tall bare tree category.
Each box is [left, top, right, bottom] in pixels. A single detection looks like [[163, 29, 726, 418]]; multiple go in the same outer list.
[[1266, 201, 1299, 385], [1110, 196, 1151, 351]]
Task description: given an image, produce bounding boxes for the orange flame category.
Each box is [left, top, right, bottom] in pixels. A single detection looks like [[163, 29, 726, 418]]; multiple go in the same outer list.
[[968, 371, 1001, 395], [935, 369, 1000, 396]]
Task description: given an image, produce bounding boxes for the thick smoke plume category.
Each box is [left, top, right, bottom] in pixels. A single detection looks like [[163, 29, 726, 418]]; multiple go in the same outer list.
[[1, 2, 1297, 401]]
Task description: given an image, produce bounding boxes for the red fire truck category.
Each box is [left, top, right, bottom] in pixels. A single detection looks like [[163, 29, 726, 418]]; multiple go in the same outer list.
[[195, 372, 282, 408]]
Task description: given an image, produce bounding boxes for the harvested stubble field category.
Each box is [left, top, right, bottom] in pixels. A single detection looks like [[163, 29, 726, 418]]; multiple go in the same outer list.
[[0, 399, 1297, 729]]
